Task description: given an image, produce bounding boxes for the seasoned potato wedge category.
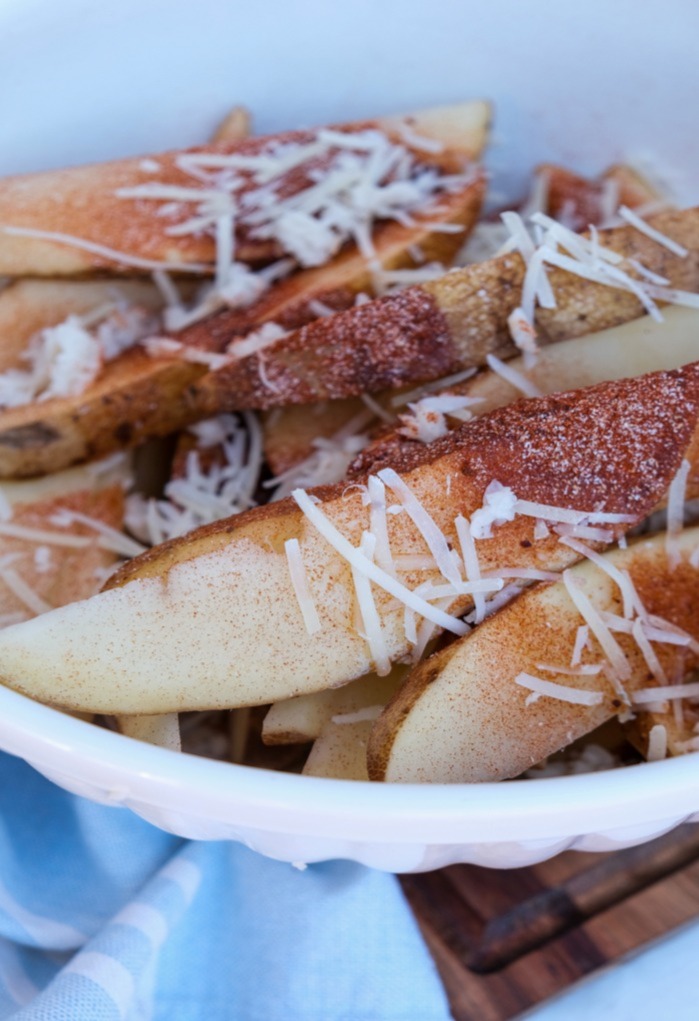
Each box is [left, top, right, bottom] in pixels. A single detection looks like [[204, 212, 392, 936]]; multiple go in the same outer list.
[[0, 277, 164, 369], [264, 304, 699, 477], [191, 206, 699, 415], [0, 366, 696, 714], [0, 457, 128, 620], [368, 528, 699, 783], [539, 162, 662, 231], [302, 718, 375, 780], [0, 101, 489, 276], [210, 106, 252, 144], [262, 667, 406, 744]]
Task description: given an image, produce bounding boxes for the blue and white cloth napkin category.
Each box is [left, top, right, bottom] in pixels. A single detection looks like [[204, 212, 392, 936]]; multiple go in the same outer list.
[[0, 750, 452, 1020]]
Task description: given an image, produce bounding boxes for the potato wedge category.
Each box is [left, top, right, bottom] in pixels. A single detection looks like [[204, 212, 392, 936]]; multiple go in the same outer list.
[[0, 101, 489, 276], [302, 719, 375, 780], [0, 456, 128, 621], [0, 277, 164, 369], [191, 206, 699, 415], [0, 122, 487, 478], [265, 303, 699, 478], [116, 713, 181, 752], [368, 528, 699, 783], [352, 305, 699, 474], [0, 365, 696, 714], [539, 162, 662, 232], [210, 106, 252, 144], [262, 667, 406, 744]]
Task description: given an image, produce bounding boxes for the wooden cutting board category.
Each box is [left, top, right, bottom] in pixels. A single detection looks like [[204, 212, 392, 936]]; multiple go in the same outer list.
[[400, 824, 699, 1020]]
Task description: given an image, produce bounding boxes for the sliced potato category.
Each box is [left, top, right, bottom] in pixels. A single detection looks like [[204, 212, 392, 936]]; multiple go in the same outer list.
[[368, 528, 699, 783], [192, 206, 699, 416], [210, 106, 252, 144], [0, 111, 488, 478], [538, 161, 663, 232], [116, 713, 181, 752], [0, 277, 164, 371], [0, 365, 695, 714], [0, 100, 489, 276], [265, 303, 699, 477], [0, 457, 128, 621], [302, 718, 375, 780], [263, 667, 406, 744]]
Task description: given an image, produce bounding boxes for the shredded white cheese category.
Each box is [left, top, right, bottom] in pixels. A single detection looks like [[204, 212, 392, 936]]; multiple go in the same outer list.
[[558, 535, 640, 619], [646, 724, 668, 762], [515, 671, 604, 706], [666, 459, 691, 568], [470, 481, 518, 540], [284, 538, 322, 635], [127, 412, 264, 545], [331, 705, 384, 725], [0, 303, 159, 410], [0, 565, 52, 615], [562, 569, 632, 682], [454, 514, 486, 623], [632, 682, 699, 705], [631, 617, 668, 684], [350, 531, 392, 676], [536, 662, 602, 676], [618, 205, 689, 257], [291, 487, 469, 636], [398, 393, 480, 443], [485, 353, 542, 398], [570, 624, 590, 667], [376, 468, 462, 586], [366, 474, 396, 578], [0, 522, 91, 549], [0, 225, 209, 273]]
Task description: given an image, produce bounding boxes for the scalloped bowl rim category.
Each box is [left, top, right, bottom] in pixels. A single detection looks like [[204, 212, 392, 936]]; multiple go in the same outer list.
[[1, 685, 698, 844]]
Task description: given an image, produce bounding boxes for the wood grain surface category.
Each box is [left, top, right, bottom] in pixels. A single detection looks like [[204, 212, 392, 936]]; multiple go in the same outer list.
[[400, 825, 699, 1020]]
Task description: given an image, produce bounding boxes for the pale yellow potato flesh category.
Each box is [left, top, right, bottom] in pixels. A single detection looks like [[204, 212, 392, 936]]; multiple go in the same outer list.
[[262, 667, 406, 744], [460, 305, 699, 415], [116, 713, 182, 752], [302, 719, 375, 780], [0, 365, 696, 715], [368, 528, 699, 783], [209, 106, 252, 144]]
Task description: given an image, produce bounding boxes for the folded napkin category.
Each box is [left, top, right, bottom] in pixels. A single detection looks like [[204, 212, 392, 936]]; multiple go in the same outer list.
[[0, 750, 452, 1020]]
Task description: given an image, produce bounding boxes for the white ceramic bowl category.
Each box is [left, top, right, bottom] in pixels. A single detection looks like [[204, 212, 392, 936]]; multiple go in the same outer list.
[[0, 0, 698, 872]]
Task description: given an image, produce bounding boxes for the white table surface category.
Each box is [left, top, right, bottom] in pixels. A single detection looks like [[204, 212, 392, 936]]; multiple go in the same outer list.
[[523, 916, 699, 1021]]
